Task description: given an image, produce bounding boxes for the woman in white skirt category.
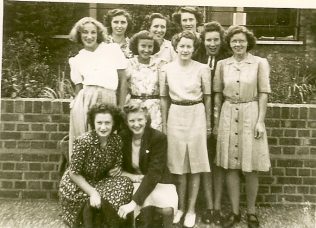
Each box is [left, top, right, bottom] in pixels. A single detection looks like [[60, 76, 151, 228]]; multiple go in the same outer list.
[[68, 17, 128, 161], [160, 31, 211, 228], [118, 101, 178, 228]]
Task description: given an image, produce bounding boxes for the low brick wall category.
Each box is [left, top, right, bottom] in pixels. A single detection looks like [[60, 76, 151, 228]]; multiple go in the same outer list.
[[0, 98, 316, 205]]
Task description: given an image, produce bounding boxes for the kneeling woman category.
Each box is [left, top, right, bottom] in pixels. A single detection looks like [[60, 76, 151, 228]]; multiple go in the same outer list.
[[118, 101, 178, 228], [59, 103, 133, 228]]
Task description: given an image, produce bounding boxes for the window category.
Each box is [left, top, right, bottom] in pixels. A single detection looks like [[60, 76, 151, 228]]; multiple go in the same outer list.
[[244, 8, 299, 41]]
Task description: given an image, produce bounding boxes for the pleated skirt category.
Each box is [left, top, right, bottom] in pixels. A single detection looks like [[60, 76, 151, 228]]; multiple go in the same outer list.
[[167, 103, 210, 174]]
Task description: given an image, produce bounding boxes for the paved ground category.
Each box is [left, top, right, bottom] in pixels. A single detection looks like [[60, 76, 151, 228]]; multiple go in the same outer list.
[[0, 199, 315, 228]]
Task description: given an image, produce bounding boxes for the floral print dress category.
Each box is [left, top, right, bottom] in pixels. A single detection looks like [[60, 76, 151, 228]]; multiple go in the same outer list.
[[59, 131, 133, 227], [126, 57, 165, 131]]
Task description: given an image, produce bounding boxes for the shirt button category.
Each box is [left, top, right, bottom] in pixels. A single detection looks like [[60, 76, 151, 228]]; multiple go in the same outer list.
[[235, 157, 238, 160], [235, 132, 238, 135], [237, 80, 240, 83], [236, 93, 239, 95], [235, 145, 238, 148], [235, 119, 238, 123], [236, 108, 239, 111]]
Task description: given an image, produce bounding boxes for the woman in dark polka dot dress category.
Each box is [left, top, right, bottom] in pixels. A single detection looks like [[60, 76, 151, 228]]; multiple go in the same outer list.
[[59, 103, 133, 227]]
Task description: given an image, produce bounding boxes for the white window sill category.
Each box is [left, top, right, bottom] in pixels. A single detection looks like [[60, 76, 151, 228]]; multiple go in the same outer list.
[[257, 40, 303, 45]]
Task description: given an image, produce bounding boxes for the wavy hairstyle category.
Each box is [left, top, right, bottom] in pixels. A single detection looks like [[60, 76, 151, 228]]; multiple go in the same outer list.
[[68, 17, 106, 44], [123, 100, 151, 128], [171, 30, 200, 52], [129, 30, 160, 55], [225, 25, 257, 52], [172, 6, 204, 27], [103, 9, 133, 37], [141, 13, 170, 31], [87, 103, 123, 132]]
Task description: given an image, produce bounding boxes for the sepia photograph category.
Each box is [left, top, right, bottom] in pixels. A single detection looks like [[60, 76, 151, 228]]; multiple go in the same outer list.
[[0, 0, 316, 227]]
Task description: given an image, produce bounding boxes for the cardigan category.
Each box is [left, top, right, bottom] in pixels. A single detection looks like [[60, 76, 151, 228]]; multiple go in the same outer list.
[[120, 126, 173, 205]]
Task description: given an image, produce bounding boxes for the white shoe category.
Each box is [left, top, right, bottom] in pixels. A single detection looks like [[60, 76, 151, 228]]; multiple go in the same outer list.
[[183, 213, 196, 227], [173, 210, 184, 224]]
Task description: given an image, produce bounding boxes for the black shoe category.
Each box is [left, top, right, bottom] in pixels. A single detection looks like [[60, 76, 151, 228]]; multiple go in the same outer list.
[[222, 212, 241, 228], [201, 209, 213, 224], [213, 210, 222, 226], [247, 214, 259, 228]]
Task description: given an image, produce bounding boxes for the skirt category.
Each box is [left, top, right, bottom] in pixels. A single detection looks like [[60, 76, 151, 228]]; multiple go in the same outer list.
[[167, 103, 210, 174], [215, 100, 271, 172], [133, 183, 178, 217], [69, 85, 116, 161], [59, 170, 133, 227]]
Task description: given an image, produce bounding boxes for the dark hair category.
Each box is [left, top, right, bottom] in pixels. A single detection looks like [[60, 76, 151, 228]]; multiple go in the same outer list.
[[123, 101, 151, 128], [69, 17, 106, 44], [200, 21, 225, 44], [103, 9, 133, 37], [171, 30, 200, 52], [87, 103, 122, 132], [141, 13, 170, 31], [225, 25, 256, 52], [129, 30, 160, 55], [172, 6, 204, 27]]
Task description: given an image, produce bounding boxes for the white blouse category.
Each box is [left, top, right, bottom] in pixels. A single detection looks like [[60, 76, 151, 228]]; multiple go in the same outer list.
[[69, 42, 127, 90]]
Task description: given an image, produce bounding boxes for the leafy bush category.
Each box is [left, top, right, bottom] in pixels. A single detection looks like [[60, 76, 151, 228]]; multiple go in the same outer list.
[[2, 32, 54, 98]]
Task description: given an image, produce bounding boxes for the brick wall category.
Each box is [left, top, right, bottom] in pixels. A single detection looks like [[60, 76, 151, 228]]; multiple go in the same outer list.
[[0, 98, 70, 199], [1, 98, 316, 205]]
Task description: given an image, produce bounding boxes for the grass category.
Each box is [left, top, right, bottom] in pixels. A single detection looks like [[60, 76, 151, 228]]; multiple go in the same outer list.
[[0, 199, 315, 228]]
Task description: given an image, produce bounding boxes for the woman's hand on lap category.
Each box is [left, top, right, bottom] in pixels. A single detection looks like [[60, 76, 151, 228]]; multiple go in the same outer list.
[[89, 190, 101, 208], [118, 201, 137, 219]]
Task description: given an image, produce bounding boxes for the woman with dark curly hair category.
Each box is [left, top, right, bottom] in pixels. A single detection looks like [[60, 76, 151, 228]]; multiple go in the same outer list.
[[192, 21, 231, 225], [160, 31, 211, 228], [59, 103, 134, 228], [172, 6, 203, 38], [68, 17, 128, 161], [141, 13, 176, 63], [118, 101, 177, 228], [104, 8, 134, 58], [126, 30, 165, 131], [213, 25, 271, 228]]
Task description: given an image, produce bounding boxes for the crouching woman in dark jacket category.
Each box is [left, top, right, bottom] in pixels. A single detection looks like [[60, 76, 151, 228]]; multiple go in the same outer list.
[[118, 101, 178, 228]]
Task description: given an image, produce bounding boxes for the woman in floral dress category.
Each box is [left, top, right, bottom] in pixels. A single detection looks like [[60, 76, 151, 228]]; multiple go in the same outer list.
[[126, 30, 164, 131], [59, 103, 133, 228], [104, 9, 134, 58]]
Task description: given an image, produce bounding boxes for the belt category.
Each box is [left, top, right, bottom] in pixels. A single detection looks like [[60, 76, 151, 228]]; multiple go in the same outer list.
[[171, 99, 202, 106], [131, 94, 160, 100], [225, 97, 258, 104]]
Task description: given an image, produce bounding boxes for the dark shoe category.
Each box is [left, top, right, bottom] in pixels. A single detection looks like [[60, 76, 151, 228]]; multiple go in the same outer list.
[[222, 212, 241, 228], [201, 209, 213, 224], [100, 199, 122, 228], [247, 214, 259, 228], [213, 210, 222, 226]]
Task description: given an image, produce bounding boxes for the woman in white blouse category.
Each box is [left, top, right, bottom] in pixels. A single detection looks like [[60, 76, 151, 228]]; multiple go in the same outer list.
[[68, 17, 128, 160]]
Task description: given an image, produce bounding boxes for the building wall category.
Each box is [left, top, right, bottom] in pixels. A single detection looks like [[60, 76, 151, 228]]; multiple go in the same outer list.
[[0, 98, 316, 204]]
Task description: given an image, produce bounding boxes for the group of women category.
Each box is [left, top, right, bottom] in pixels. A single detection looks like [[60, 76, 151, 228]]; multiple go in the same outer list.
[[59, 5, 271, 228]]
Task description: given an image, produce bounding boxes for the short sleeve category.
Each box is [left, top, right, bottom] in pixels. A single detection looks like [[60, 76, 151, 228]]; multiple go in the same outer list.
[[200, 65, 211, 95], [111, 43, 128, 70], [69, 57, 83, 85], [159, 65, 169, 97], [69, 138, 87, 175], [213, 60, 224, 93], [258, 58, 271, 93]]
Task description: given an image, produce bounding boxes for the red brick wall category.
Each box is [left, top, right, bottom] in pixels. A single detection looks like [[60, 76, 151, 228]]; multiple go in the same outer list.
[[0, 98, 70, 199], [1, 98, 316, 204]]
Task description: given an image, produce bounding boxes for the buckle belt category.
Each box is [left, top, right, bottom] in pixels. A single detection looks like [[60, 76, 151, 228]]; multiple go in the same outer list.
[[171, 99, 202, 106]]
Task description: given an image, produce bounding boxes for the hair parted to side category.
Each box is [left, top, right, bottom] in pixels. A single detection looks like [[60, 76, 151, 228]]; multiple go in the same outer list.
[[68, 17, 106, 44], [123, 100, 151, 128], [141, 13, 170, 31], [103, 9, 133, 37], [172, 6, 204, 27], [129, 30, 160, 55], [87, 103, 122, 132], [225, 25, 257, 52], [171, 30, 200, 52], [200, 21, 225, 43]]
